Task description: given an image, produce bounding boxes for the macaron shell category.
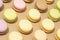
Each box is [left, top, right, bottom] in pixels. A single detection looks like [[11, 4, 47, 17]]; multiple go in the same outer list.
[[3, 0, 11, 3], [48, 13, 58, 21], [48, 9, 60, 21], [18, 19, 33, 34], [13, 0, 26, 12], [0, 0, 3, 8], [3, 8, 17, 23], [24, 0, 33, 3], [27, 9, 41, 22], [0, 19, 8, 34], [56, 0, 60, 10], [57, 29, 60, 39], [35, 0, 48, 12], [34, 30, 47, 40], [45, 0, 54, 4], [8, 31, 23, 40], [40, 18, 55, 33]]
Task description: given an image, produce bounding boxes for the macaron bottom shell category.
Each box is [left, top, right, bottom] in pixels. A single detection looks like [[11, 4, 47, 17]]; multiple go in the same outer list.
[[3, 0, 11, 3], [48, 13, 59, 22], [40, 22, 55, 33], [12, 3, 26, 12], [27, 13, 41, 23]]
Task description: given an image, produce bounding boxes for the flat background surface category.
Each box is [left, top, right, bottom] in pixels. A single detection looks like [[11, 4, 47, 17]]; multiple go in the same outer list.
[[0, 0, 59, 40]]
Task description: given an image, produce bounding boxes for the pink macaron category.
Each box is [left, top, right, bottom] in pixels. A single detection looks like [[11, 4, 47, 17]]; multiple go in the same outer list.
[[0, 19, 8, 34], [12, 0, 26, 12]]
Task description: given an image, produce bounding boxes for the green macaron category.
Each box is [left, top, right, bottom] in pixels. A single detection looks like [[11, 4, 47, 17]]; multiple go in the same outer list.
[[48, 8, 60, 21], [56, 0, 60, 10]]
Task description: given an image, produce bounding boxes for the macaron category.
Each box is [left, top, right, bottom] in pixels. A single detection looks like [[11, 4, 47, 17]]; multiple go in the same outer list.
[[8, 31, 23, 40], [12, 0, 26, 12], [56, 0, 60, 10], [48, 9, 60, 21], [40, 18, 55, 33], [35, 0, 48, 13], [24, 0, 33, 3], [0, 0, 4, 10], [3, 0, 11, 3], [55, 29, 60, 40], [33, 30, 47, 40], [27, 9, 41, 23], [0, 19, 8, 34], [45, 0, 54, 4], [3, 8, 17, 23], [18, 19, 33, 34]]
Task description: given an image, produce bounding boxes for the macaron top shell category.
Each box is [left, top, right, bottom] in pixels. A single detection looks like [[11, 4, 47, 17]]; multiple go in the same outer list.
[[36, 0, 47, 11], [57, 0, 60, 9], [34, 30, 47, 40], [0, 19, 7, 32], [0, 0, 3, 8], [42, 18, 54, 31], [9, 31, 23, 40], [49, 9, 60, 19], [3, 8, 17, 21], [14, 0, 26, 10], [19, 19, 32, 32], [29, 9, 41, 20], [56, 29, 60, 38]]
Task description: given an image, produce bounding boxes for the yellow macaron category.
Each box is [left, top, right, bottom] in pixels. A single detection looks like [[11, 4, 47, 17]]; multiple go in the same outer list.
[[8, 31, 23, 40], [27, 9, 41, 23], [33, 30, 47, 40], [3, 8, 17, 23], [18, 19, 33, 34], [40, 18, 55, 33], [55, 29, 60, 40]]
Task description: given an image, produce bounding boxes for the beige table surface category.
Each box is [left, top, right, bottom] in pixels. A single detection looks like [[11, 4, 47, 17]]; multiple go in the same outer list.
[[0, 0, 59, 40]]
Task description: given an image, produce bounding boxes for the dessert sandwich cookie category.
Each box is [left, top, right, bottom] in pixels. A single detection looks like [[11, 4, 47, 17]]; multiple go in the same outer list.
[[48, 8, 60, 21], [24, 0, 33, 3], [18, 19, 33, 34], [55, 29, 60, 40], [27, 9, 41, 23], [3, 8, 17, 23], [45, 0, 54, 4], [40, 18, 55, 33], [35, 0, 48, 13], [12, 0, 26, 12], [0, 19, 8, 34], [33, 30, 47, 40], [0, 0, 4, 10], [3, 0, 11, 3], [8, 31, 23, 40]]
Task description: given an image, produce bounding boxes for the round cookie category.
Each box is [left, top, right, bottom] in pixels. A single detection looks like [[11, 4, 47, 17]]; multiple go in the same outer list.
[[12, 0, 26, 12], [40, 18, 55, 33], [56, 0, 60, 10], [24, 0, 33, 3], [35, 0, 48, 13], [34, 30, 47, 40], [3, 8, 17, 23], [0, 19, 8, 34], [48, 9, 60, 21], [8, 31, 23, 40], [45, 0, 54, 4], [0, 0, 4, 10], [18, 19, 33, 34], [3, 0, 11, 3], [55, 29, 60, 40], [27, 9, 41, 23]]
